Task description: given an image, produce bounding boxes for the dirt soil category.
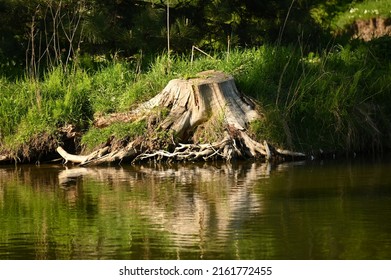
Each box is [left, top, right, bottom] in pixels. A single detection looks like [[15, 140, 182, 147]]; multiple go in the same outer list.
[[353, 17, 391, 41]]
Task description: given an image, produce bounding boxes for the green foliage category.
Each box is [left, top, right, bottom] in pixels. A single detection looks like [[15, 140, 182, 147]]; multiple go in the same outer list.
[[0, 0, 343, 67], [90, 62, 135, 113], [81, 120, 147, 152], [310, 0, 354, 29], [120, 55, 174, 109], [333, 0, 391, 29], [0, 66, 93, 153], [0, 79, 27, 139], [231, 44, 391, 152], [32, 67, 93, 127], [249, 112, 287, 149]]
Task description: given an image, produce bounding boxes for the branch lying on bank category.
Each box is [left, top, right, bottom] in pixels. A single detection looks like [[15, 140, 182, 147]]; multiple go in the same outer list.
[[0, 155, 9, 162], [57, 147, 88, 164], [57, 140, 140, 166]]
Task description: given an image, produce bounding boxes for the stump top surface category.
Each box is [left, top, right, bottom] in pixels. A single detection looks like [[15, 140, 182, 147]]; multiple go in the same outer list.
[[178, 70, 233, 85]]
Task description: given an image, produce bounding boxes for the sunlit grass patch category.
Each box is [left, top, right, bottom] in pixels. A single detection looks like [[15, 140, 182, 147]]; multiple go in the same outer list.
[[333, 0, 391, 29], [81, 120, 147, 153]]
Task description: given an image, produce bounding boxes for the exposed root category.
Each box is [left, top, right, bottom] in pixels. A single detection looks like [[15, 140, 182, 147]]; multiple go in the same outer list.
[[133, 135, 233, 162], [56, 131, 304, 166], [55, 70, 305, 165]]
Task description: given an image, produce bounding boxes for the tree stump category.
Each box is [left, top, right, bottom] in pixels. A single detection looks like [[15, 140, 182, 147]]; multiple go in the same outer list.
[[57, 70, 304, 165]]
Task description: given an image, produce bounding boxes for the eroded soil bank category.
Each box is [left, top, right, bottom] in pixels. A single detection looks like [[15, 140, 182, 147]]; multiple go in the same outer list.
[[352, 17, 391, 41]]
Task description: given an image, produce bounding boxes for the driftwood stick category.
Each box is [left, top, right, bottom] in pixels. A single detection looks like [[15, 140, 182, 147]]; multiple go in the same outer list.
[[275, 148, 306, 157], [56, 147, 89, 164], [0, 155, 9, 161]]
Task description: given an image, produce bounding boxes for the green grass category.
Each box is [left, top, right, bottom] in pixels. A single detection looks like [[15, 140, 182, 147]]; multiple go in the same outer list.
[[333, 0, 391, 29], [90, 62, 135, 113], [1, 43, 391, 159], [0, 67, 93, 155], [230, 44, 391, 153], [81, 120, 147, 152]]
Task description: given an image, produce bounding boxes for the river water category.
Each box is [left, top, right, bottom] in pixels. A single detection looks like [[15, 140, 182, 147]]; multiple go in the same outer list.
[[1, 158, 391, 260]]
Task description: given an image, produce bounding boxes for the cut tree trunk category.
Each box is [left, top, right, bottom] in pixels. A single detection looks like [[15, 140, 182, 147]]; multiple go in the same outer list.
[[57, 70, 305, 165]]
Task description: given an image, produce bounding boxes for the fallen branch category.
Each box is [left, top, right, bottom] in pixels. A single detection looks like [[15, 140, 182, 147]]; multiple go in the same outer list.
[[0, 155, 9, 162], [57, 146, 88, 164]]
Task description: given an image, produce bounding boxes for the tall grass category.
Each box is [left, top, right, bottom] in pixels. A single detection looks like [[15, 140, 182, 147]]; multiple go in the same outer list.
[[1, 43, 391, 159], [240, 44, 391, 153], [0, 67, 93, 155]]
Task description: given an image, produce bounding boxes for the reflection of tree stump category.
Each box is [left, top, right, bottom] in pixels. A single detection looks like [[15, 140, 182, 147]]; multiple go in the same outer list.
[[57, 70, 304, 165]]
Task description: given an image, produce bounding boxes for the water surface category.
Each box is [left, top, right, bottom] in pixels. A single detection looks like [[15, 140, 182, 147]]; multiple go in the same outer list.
[[1, 159, 391, 259]]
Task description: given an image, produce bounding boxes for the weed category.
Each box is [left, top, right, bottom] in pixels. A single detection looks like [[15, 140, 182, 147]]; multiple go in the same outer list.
[[81, 120, 147, 152]]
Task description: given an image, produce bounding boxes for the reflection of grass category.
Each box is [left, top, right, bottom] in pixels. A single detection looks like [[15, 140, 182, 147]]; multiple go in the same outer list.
[[3, 161, 391, 259], [0, 163, 269, 259], [0, 172, 173, 259]]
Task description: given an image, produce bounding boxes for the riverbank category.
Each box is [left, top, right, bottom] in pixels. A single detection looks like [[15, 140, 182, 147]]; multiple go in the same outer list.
[[1, 44, 391, 164]]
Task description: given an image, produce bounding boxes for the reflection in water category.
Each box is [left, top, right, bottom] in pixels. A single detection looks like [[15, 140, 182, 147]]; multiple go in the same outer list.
[[57, 162, 274, 257], [1, 160, 391, 260]]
